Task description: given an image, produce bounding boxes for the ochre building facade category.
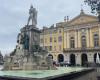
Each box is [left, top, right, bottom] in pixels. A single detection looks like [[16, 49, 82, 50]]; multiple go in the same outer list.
[[40, 10, 100, 66]]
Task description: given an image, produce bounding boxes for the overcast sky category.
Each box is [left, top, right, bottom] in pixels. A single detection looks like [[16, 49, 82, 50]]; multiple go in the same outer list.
[[0, 0, 93, 56]]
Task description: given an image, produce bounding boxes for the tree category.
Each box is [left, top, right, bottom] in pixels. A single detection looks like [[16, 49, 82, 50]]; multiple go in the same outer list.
[[84, 0, 100, 21]]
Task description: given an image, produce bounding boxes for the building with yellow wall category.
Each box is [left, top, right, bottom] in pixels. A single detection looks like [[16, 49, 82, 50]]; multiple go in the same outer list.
[[40, 10, 100, 66]]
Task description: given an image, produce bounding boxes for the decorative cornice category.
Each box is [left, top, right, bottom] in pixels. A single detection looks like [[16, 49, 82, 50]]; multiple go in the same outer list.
[[64, 21, 100, 32], [63, 48, 100, 53]]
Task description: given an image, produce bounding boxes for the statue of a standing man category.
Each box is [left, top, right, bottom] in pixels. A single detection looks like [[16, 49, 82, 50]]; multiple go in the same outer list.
[[27, 5, 37, 26]]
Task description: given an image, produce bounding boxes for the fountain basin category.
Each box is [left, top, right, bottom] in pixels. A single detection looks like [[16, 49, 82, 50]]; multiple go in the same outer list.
[[0, 67, 84, 78], [0, 67, 94, 80]]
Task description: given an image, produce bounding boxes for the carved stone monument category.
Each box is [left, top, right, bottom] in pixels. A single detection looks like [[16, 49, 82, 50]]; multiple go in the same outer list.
[[3, 5, 56, 70]]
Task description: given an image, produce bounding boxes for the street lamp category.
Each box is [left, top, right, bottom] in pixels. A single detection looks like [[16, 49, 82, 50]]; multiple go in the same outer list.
[[84, 0, 100, 21]]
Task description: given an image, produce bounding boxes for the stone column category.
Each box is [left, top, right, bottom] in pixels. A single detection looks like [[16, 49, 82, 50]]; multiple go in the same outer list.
[[64, 31, 67, 49], [64, 54, 66, 62], [53, 54, 57, 62], [86, 28, 90, 48], [77, 30, 81, 48], [66, 31, 70, 48], [75, 30, 78, 48], [89, 28, 93, 47], [29, 31, 32, 51], [65, 53, 70, 64], [76, 53, 81, 65], [99, 25, 100, 46], [88, 53, 94, 63]]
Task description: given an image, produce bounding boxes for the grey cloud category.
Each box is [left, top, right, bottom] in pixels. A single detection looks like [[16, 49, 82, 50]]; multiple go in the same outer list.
[[0, 0, 92, 55]]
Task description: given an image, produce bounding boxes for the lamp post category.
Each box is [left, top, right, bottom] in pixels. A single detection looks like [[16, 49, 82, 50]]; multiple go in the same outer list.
[[84, 0, 100, 21]]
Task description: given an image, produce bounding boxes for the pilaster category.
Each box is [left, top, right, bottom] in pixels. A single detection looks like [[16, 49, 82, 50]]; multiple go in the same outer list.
[[76, 53, 81, 65], [77, 30, 81, 48], [66, 31, 70, 48], [87, 53, 94, 63], [75, 30, 78, 48], [89, 28, 93, 47], [64, 32, 67, 49], [86, 28, 90, 48], [98, 24, 100, 46]]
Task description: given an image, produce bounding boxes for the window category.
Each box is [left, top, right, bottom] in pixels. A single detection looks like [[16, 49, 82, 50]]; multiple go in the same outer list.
[[45, 38, 47, 43], [54, 46, 56, 51], [40, 39, 43, 43], [94, 34, 99, 47], [54, 37, 56, 42], [70, 37, 75, 48], [45, 46, 48, 50], [49, 46, 52, 51], [58, 36, 62, 42], [81, 36, 86, 48], [59, 45, 62, 51], [50, 37, 52, 42], [59, 29, 61, 33]]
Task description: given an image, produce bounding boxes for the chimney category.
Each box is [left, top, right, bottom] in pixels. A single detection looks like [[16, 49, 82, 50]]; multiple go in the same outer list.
[[64, 16, 66, 22], [67, 16, 69, 22]]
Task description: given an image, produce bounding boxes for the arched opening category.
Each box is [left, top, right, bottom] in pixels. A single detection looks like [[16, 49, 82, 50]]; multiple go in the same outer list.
[[94, 53, 100, 63], [81, 54, 88, 66], [48, 54, 53, 59], [94, 53, 97, 63], [58, 54, 64, 63], [70, 54, 76, 66]]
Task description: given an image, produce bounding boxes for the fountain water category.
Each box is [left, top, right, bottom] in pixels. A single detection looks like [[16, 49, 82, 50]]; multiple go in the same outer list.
[[96, 53, 100, 64]]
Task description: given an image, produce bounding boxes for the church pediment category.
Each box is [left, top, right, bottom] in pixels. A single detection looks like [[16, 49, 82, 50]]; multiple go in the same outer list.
[[68, 13, 98, 26]]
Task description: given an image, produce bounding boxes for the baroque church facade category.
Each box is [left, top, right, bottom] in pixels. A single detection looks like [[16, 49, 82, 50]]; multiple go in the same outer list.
[[40, 10, 100, 66]]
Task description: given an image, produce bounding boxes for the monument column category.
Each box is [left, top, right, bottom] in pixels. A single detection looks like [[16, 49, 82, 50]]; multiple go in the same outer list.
[[26, 5, 38, 52], [29, 30, 33, 51]]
